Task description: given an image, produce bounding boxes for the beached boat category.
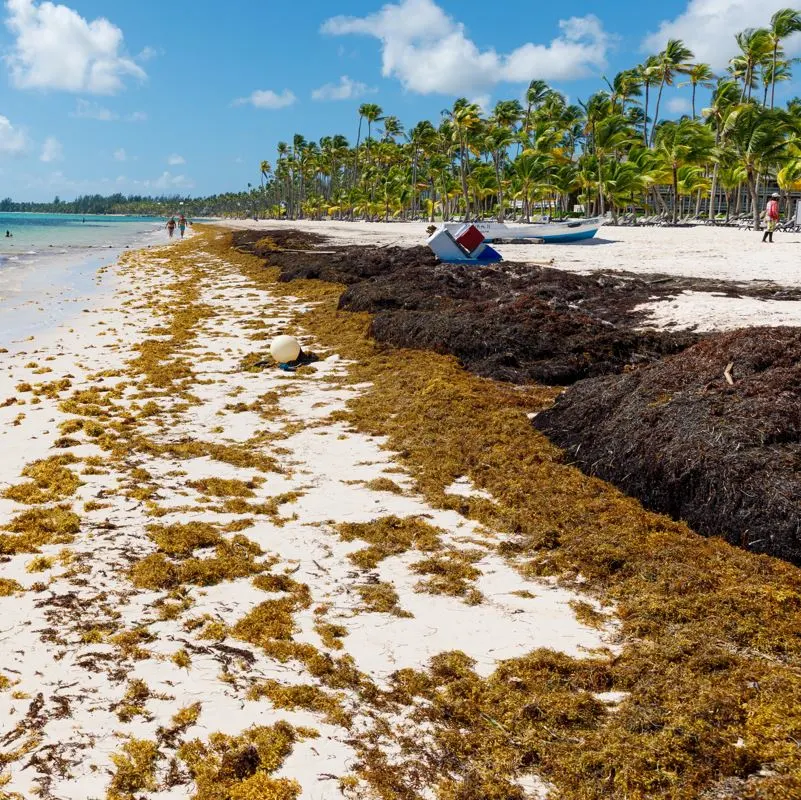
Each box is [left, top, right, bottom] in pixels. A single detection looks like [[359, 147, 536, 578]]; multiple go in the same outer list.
[[442, 217, 603, 243]]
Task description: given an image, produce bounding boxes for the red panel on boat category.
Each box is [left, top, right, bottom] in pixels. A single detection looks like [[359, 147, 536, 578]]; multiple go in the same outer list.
[[455, 225, 485, 254]]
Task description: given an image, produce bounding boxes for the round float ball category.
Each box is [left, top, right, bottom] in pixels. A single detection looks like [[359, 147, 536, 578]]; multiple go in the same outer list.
[[270, 335, 301, 363]]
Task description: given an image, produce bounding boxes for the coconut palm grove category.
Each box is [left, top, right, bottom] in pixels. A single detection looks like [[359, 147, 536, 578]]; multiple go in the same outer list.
[[247, 9, 801, 230]]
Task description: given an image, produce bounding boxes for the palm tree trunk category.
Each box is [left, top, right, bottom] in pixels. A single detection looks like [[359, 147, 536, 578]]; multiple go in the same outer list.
[[672, 166, 679, 225], [459, 142, 470, 221], [643, 82, 650, 146], [411, 150, 418, 219], [494, 154, 505, 222], [748, 170, 760, 230], [650, 79, 666, 146], [692, 83, 697, 120], [771, 44, 778, 109], [598, 156, 606, 215], [708, 163, 719, 221]]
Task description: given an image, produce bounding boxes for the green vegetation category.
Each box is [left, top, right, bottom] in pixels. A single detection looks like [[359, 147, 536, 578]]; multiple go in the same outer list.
[[246, 10, 801, 230]]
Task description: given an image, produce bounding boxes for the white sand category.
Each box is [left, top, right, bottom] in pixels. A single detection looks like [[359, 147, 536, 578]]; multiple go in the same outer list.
[[0, 234, 612, 798], [224, 219, 801, 331]]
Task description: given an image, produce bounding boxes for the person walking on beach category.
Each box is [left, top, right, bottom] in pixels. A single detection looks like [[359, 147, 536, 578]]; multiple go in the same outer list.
[[166, 216, 177, 238], [178, 214, 187, 238], [762, 193, 780, 243]]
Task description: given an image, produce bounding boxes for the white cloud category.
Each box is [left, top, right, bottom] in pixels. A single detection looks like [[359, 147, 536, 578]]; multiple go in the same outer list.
[[136, 45, 158, 62], [144, 171, 194, 191], [233, 89, 297, 109], [40, 135, 62, 162], [72, 98, 117, 121], [4, 0, 146, 94], [312, 75, 375, 101], [113, 148, 126, 161], [0, 115, 26, 154], [321, 0, 610, 95], [127, 111, 147, 122], [643, 0, 801, 69], [167, 153, 185, 165]]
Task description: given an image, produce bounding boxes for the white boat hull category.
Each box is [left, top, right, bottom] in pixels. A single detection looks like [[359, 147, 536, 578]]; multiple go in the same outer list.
[[442, 218, 603, 243]]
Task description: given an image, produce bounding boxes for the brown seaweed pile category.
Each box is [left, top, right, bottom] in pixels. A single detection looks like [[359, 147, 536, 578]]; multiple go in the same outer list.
[[534, 327, 801, 564], [232, 230, 701, 383]]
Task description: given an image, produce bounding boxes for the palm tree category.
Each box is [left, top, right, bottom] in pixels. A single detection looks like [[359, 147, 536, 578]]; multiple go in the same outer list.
[[513, 152, 550, 222], [594, 113, 639, 215], [521, 80, 550, 152], [724, 104, 795, 228], [355, 104, 368, 169], [361, 103, 384, 161], [381, 115, 403, 142], [717, 162, 748, 221], [768, 9, 801, 108], [637, 56, 660, 146], [732, 28, 772, 102], [650, 40, 695, 144], [601, 160, 647, 224], [679, 64, 716, 119], [762, 60, 793, 107], [443, 99, 481, 220], [492, 99, 523, 133], [406, 120, 436, 220], [603, 70, 643, 114], [259, 160, 271, 189], [654, 119, 715, 223], [486, 123, 515, 221]]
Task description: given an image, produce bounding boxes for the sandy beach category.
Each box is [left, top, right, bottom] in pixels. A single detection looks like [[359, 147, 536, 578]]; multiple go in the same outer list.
[[1, 225, 800, 799], [0, 230, 614, 798]]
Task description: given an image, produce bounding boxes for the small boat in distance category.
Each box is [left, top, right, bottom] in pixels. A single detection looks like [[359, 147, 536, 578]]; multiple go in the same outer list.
[[442, 217, 603, 244]]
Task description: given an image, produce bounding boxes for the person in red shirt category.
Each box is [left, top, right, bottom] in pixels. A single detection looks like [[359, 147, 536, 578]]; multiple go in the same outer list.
[[763, 193, 780, 243]]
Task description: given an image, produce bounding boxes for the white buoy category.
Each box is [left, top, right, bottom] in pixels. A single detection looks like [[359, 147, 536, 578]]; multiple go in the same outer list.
[[270, 335, 301, 364]]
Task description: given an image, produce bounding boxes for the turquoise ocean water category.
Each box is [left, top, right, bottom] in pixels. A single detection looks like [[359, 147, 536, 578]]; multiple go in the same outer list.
[[0, 212, 163, 256], [0, 213, 169, 346]]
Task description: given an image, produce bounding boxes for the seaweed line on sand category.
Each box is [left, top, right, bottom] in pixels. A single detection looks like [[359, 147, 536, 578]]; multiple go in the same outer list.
[[221, 225, 801, 800]]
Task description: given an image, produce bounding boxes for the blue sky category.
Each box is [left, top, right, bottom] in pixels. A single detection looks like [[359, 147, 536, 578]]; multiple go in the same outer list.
[[0, 0, 799, 201]]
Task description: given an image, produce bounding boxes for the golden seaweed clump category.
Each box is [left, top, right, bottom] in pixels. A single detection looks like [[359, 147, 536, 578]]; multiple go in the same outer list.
[[247, 680, 350, 727], [1, 506, 80, 554], [232, 598, 298, 644], [410, 550, 484, 604], [363, 478, 404, 494], [2, 455, 80, 504], [177, 722, 313, 800], [252, 574, 312, 607], [115, 679, 153, 723], [356, 582, 412, 618], [107, 738, 159, 799], [314, 621, 348, 651], [25, 556, 54, 573], [130, 536, 267, 590], [0, 579, 23, 596], [146, 522, 222, 557], [338, 516, 443, 569], [187, 478, 259, 498]]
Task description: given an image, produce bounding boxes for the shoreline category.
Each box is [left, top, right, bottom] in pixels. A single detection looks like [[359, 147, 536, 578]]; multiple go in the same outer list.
[[0, 225, 179, 350], [0, 227, 800, 798]]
